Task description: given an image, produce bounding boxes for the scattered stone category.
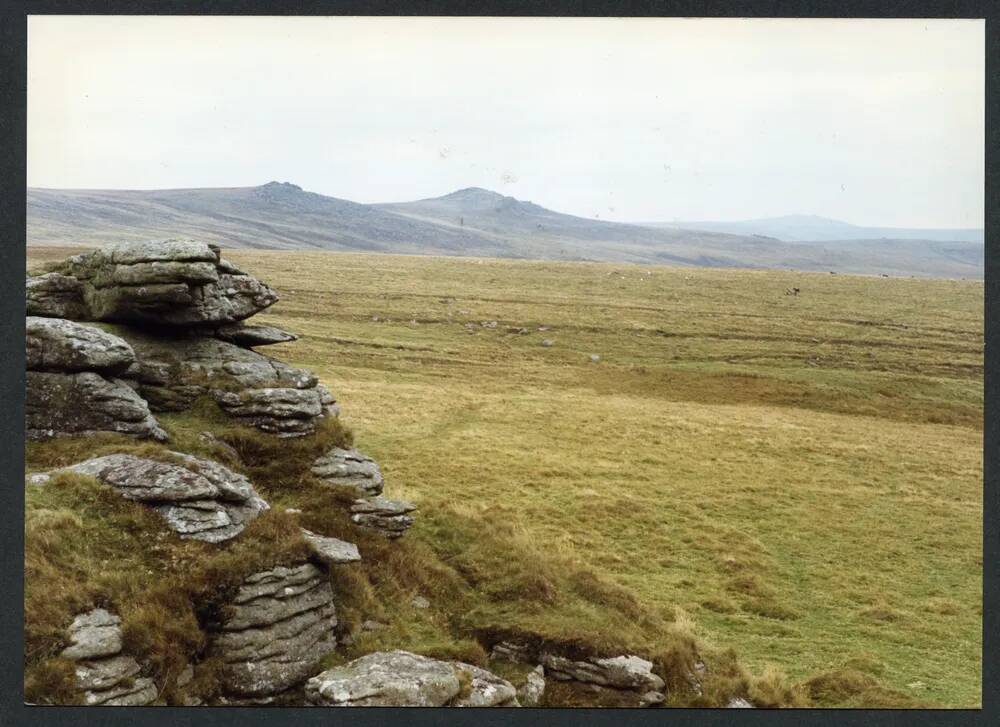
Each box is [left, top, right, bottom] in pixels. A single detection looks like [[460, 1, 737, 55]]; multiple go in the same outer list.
[[361, 620, 388, 632], [32, 453, 268, 543], [301, 528, 361, 565], [61, 609, 123, 661], [727, 696, 754, 708], [311, 448, 384, 497], [540, 339, 555, 347], [305, 651, 516, 707], [537, 326, 550, 332], [411, 595, 430, 609], [75, 654, 142, 692], [176, 664, 195, 689], [452, 661, 519, 707], [507, 326, 529, 334], [589, 354, 601, 362], [214, 323, 298, 348], [540, 653, 665, 693], [306, 651, 460, 707], [481, 320, 498, 329], [350, 496, 416, 539], [26, 240, 278, 326], [639, 690, 665, 707], [518, 665, 546, 707], [209, 563, 338, 697]]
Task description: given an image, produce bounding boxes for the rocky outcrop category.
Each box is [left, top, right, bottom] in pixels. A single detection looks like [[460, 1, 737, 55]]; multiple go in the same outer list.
[[208, 563, 338, 698], [540, 653, 665, 703], [115, 328, 337, 436], [311, 448, 384, 497], [26, 317, 167, 441], [30, 453, 268, 543], [305, 650, 516, 707], [26, 241, 337, 437], [350, 496, 416, 539], [60, 609, 157, 706], [27, 240, 277, 326], [301, 529, 361, 565]]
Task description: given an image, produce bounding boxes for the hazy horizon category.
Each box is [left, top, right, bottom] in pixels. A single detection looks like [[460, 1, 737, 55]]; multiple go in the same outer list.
[[27, 17, 984, 228]]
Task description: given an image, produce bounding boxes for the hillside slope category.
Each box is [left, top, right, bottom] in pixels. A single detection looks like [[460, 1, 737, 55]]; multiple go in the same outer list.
[[640, 214, 984, 244], [27, 183, 983, 278]]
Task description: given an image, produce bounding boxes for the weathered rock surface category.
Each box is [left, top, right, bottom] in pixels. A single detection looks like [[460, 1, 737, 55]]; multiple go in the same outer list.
[[60, 609, 157, 706], [61, 609, 123, 661], [214, 323, 298, 348], [311, 448, 384, 497], [27, 317, 135, 374], [209, 563, 338, 697], [727, 696, 755, 708], [26, 318, 167, 441], [518, 665, 546, 707], [306, 650, 459, 707], [452, 662, 519, 707], [26, 272, 89, 319], [27, 240, 278, 326], [305, 651, 515, 707], [26, 370, 168, 442], [301, 528, 361, 565], [540, 653, 665, 694], [31, 453, 268, 542], [115, 329, 337, 436], [350, 496, 416, 539]]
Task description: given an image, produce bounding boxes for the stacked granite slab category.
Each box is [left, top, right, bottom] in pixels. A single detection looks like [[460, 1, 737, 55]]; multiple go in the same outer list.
[[310, 447, 416, 539], [60, 609, 157, 706], [25, 240, 338, 438]]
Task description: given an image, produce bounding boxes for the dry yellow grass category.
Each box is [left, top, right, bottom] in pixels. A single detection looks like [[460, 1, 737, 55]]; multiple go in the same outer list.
[[26, 247, 983, 707]]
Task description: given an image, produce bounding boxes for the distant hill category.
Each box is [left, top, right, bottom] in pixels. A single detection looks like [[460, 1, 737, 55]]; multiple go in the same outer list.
[[639, 213, 984, 244], [26, 183, 983, 278]]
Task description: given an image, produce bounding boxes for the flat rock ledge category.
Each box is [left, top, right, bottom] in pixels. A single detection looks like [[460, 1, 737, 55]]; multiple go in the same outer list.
[[301, 528, 361, 565], [60, 609, 157, 706], [27, 239, 278, 326], [214, 322, 298, 348], [311, 448, 385, 497], [26, 317, 166, 442], [305, 650, 517, 707], [209, 563, 338, 698], [350, 496, 416, 539], [30, 453, 268, 543], [540, 653, 665, 702]]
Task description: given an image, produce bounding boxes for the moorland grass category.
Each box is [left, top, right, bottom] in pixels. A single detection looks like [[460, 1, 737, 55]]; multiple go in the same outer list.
[[25, 247, 983, 707]]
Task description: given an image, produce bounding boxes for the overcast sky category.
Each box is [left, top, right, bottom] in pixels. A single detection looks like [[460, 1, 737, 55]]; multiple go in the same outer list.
[[28, 16, 984, 228]]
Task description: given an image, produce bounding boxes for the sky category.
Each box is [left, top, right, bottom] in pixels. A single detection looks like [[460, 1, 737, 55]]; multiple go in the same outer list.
[[27, 16, 984, 228]]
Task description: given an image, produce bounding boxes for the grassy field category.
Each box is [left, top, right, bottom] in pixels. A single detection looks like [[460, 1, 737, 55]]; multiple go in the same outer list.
[[25, 247, 983, 707]]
